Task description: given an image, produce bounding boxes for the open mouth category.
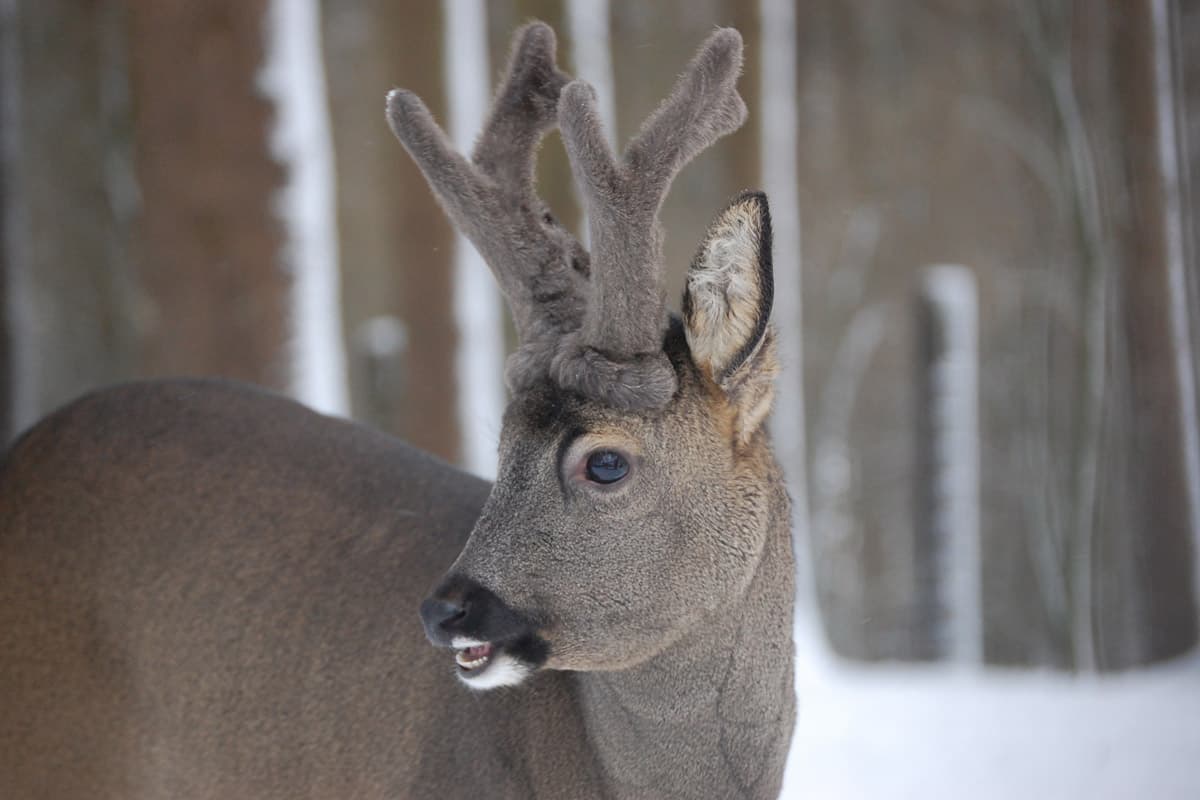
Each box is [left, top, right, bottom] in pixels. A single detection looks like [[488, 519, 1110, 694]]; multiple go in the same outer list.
[[448, 637, 533, 690], [454, 641, 495, 672]]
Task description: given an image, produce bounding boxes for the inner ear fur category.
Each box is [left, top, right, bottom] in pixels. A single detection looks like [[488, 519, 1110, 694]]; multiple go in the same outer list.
[[683, 191, 778, 442], [683, 190, 774, 384]]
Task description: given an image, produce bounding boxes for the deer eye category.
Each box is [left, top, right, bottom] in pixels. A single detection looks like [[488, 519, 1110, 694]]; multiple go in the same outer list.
[[584, 450, 629, 485]]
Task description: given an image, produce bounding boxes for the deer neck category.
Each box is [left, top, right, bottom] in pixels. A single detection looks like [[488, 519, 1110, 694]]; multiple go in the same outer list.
[[574, 480, 796, 800]]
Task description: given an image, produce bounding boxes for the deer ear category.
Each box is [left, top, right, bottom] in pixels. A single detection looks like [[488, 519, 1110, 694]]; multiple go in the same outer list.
[[683, 191, 778, 442]]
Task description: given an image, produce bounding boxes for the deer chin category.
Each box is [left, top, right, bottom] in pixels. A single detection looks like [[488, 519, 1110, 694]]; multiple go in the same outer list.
[[451, 637, 533, 690]]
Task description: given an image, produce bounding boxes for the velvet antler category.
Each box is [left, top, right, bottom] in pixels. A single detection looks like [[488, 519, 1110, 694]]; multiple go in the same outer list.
[[385, 22, 587, 390], [552, 28, 748, 409], [387, 25, 747, 408]]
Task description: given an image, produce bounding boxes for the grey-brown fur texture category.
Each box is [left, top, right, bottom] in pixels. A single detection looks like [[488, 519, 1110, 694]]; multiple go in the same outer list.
[[386, 23, 589, 393], [684, 191, 779, 443], [1, 23, 795, 800]]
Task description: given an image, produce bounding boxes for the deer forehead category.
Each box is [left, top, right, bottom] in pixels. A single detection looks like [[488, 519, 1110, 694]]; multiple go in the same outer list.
[[500, 324, 729, 437]]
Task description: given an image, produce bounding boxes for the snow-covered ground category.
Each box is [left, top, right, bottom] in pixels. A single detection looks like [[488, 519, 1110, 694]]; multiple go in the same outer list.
[[781, 631, 1200, 799]]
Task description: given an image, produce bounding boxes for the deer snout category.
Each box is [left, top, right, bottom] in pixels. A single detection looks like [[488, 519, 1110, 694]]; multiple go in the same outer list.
[[419, 574, 551, 689], [419, 574, 542, 649], [419, 597, 468, 646]]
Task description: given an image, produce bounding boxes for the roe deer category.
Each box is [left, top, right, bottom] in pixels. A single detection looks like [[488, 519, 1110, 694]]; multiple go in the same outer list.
[[0, 23, 796, 799]]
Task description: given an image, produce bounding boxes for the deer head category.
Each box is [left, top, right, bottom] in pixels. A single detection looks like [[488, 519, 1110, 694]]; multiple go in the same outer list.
[[388, 23, 782, 689]]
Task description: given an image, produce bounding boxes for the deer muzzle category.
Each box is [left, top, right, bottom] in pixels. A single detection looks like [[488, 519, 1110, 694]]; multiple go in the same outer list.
[[419, 574, 550, 690]]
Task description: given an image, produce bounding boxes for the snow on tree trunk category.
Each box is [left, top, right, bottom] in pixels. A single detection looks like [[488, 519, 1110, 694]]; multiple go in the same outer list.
[[443, 0, 504, 479], [758, 0, 824, 669], [915, 265, 982, 666], [259, 0, 350, 417]]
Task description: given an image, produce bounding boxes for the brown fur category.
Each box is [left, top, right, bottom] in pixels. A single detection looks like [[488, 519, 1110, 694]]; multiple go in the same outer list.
[[0, 24, 795, 800]]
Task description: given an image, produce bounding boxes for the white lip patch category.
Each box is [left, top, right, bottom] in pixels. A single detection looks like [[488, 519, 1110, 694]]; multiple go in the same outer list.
[[455, 649, 532, 691]]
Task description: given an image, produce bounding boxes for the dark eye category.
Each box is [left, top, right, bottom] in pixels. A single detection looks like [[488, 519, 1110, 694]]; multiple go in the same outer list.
[[585, 450, 629, 485]]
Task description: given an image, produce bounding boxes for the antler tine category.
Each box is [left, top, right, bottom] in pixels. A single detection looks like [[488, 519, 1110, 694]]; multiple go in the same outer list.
[[554, 28, 747, 410], [473, 22, 568, 191], [625, 28, 747, 195], [386, 22, 587, 387]]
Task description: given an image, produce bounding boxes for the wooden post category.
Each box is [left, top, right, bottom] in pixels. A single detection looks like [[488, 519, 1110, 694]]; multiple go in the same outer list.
[[351, 314, 408, 434], [915, 264, 982, 665]]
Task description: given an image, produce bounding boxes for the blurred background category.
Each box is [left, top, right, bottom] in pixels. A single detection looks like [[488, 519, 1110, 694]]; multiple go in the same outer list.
[[3, 0, 1200, 794]]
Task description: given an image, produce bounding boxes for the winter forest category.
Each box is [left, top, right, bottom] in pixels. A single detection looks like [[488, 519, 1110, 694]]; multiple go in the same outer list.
[[3, 0, 1200, 796]]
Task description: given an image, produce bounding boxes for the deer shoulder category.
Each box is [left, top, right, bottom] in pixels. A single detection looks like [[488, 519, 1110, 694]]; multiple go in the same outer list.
[[0, 22, 795, 800]]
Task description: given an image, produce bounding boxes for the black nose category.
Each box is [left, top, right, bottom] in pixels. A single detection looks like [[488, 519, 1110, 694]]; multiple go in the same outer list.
[[420, 574, 539, 649], [420, 596, 467, 644]]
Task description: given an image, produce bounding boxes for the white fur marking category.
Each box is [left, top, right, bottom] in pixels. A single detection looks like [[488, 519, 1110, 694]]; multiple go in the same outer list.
[[456, 650, 532, 691], [686, 207, 762, 376]]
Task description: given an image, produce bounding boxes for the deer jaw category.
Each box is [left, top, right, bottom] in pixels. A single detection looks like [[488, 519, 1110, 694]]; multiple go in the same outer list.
[[424, 312, 776, 687], [398, 23, 787, 743]]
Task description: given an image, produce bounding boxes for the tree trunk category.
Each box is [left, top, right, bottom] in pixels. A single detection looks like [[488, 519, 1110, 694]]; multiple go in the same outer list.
[[1100, 0, 1199, 666], [1171, 0, 1200, 645], [0, 0, 141, 436], [322, 0, 460, 464], [125, 1, 291, 390], [0, 0, 14, 443]]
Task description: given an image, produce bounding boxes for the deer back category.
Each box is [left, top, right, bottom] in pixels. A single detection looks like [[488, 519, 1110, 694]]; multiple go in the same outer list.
[[0, 22, 795, 800]]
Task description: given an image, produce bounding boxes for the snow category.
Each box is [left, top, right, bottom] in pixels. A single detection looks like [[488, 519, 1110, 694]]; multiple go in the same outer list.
[[259, 0, 351, 417], [781, 637, 1200, 799], [443, 0, 505, 480], [248, 13, 1200, 796]]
